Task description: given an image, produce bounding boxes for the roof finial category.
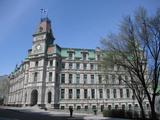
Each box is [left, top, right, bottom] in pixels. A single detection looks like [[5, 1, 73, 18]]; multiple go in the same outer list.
[[40, 8, 48, 21]]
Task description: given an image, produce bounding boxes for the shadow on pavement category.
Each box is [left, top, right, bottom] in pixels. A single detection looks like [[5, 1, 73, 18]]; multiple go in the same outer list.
[[0, 108, 84, 120]]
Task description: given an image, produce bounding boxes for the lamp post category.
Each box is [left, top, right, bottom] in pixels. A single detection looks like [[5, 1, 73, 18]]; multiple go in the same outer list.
[[96, 74, 98, 115], [87, 96, 90, 114], [132, 95, 135, 119]]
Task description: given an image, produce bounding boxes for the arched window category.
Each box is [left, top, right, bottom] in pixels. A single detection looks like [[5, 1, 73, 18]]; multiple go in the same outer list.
[[122, 104, 125, 110], [115, 105, 118, 110]]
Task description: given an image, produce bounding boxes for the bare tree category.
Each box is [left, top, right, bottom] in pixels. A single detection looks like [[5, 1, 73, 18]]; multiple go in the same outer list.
[[0, 75, 9, 105], [101, 7, 160, 120], [101, 34, 147, 119]]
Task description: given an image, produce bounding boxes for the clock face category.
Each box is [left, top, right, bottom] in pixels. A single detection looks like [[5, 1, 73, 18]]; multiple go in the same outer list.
[[36, 44, 41, 50]]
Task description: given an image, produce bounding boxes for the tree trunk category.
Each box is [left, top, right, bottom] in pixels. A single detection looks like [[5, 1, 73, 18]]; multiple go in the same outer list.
[[150, 100, 157, 120], [139, 102, 146, 120], [144, 87, 156, 119]]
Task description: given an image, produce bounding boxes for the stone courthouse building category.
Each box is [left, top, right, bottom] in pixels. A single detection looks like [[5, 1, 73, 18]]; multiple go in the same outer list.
[[7, 17, 148, 111]]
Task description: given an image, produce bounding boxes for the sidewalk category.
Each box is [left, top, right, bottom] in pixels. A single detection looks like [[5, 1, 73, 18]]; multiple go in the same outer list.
[[83, 116, 130, 120], [1, 106, 130, 120], [0, 117, 19, 120]]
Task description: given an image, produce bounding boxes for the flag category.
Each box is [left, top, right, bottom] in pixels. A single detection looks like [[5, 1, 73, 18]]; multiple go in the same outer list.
[[40, 8, 47, 14], [40, 8, 48, 18]]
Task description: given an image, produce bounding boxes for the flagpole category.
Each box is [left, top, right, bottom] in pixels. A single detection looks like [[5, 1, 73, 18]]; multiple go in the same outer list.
[[40, 8, 43, 21], [40, 8, 48, 22]]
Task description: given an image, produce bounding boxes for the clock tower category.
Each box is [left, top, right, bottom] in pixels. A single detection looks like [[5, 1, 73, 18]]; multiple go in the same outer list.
[[32, 17, 55, 55], [28, 17, 56, 108]]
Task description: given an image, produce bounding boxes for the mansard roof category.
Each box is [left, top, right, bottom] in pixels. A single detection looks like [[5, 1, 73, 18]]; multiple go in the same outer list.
[[47, 45, 100, 60]]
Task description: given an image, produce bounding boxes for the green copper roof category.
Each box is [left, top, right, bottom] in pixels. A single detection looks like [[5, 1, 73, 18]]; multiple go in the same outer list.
[[55, 45, 61, 55], [61, 48, 68, 57], [60, 48, 96, 59], [54, 45, 98, 59], [88, 50, 95, 59]]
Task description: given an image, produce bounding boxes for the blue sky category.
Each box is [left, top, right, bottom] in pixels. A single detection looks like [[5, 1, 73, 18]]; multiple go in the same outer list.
[[0, 0, 159, 75]]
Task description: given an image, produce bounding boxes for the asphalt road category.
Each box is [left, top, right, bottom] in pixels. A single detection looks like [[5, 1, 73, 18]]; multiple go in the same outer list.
[[0, 108, 84, 120]]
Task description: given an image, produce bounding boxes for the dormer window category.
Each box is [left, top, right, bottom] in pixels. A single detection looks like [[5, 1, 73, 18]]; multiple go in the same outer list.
[[81, 50, 88, 60], [68, 53, 73, 60], [67, 49, 75, 60], [83, 53, 87, 60], [97, 54, 100, 61]]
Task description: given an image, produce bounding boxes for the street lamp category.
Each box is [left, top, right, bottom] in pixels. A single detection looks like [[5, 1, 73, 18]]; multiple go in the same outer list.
[[87, 96, 90, 113], [132, 95, 135, 119]]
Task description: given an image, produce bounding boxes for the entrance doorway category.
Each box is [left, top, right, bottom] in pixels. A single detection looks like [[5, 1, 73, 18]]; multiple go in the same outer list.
[[48, 91, 52, 103], [31, 90, 38, 106]]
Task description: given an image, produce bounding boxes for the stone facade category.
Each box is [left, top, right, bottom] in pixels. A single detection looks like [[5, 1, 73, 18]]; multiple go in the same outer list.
[[7, 17, 149, 111]]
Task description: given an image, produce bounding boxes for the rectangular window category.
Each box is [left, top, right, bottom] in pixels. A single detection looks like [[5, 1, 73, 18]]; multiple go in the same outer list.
[[106, 75, 109, 80], [112, 74, 115, 84], [107, 89, 110, 98], [84, 106, 88, 110], [90, 63, 94, 70], [34, 72, 38, 81], [62, 63, 65, 69], [105, 75, 109, 84], [56, 73, 59, 82], [144, 91, 147, 98], [91, 75, 94, 84], [91, 89, 95, 99], [61, 106, 65, 109], [113, 89, 117, 98], [35, 61, 38, 67], [69, 89, 72, 99], [61, 74, 65, 84], [125, 75, 128, 81], [76, 89, 80, 99], [118, 75, 122, 84], [76, 63, 80, 69], [83, 74, 87, 84], [49, 60, 53, 67], [49, 72, 52, 81], [108, 64, 113, 70], [97, 54, 100, 60], [69, 63, 72, 69], [98, 64, 101, 70], [99, 89, 103, 99], [69, 74, 72, 84], [117, 65, 120, 71], [76, 74, 80, 84], [61, 89, 64, 99], [83, 63, 87, 70], [56, 62, 59, 68], [126, 89, 130, 98], [98, 75, 102, 84], [120, 89, 123, 98], [84, 89, 88, 99]]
